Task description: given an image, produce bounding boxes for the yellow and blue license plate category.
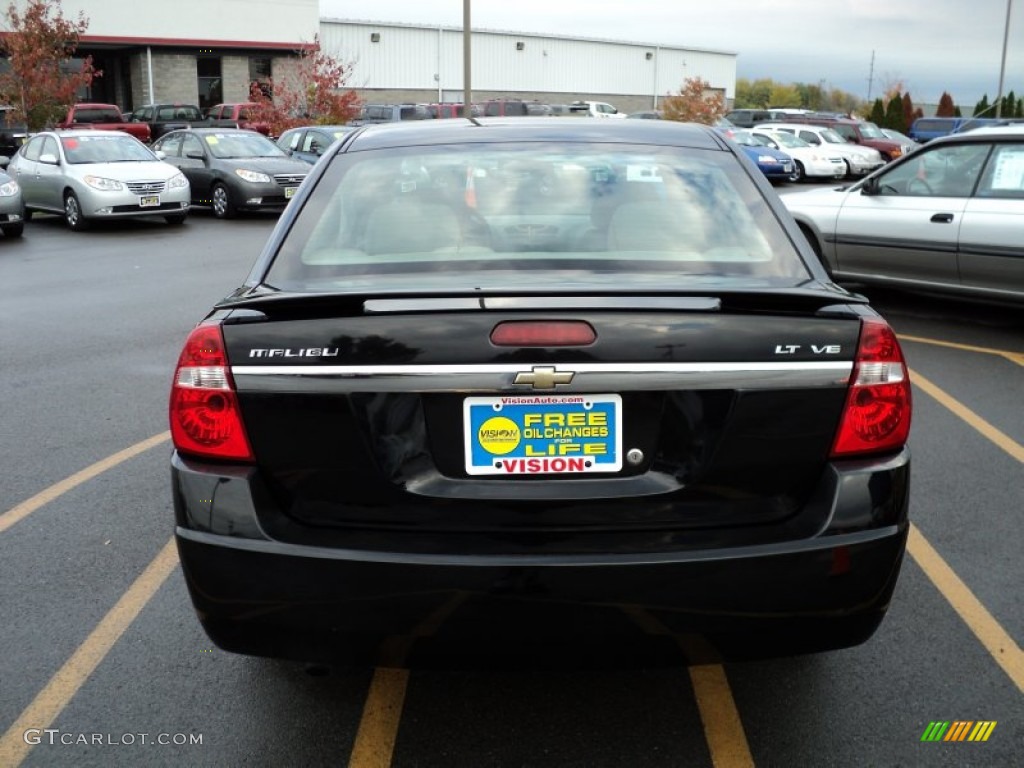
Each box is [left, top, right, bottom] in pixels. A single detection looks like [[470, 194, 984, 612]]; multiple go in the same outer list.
[[463, 394, 622, 476]]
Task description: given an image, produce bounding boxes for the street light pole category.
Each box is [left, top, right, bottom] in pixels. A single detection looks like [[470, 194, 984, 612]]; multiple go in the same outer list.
[[463, 0, 472, 113], [995, 0, 1013, 118]]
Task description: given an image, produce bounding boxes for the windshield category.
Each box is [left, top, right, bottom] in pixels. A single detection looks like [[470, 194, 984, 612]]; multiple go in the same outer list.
[[202, 132, 286, 159], [61, 134, 156, 163], [265, 142, 810, 293], [764, 132, 807, 149], [820, 129, 849, 145], [858, 122, 886, 139]]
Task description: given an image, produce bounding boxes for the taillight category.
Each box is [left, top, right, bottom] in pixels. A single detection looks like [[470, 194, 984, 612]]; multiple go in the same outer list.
[[830, 317, 911, 458], [169, 323, 254, 461]]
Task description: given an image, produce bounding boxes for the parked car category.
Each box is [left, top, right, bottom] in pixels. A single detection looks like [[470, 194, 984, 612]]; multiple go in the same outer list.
[[762, 123, 885, 178], [567, 100, 626, 118], [356, 104, 433, 123], [426, 103, 479, 119], [880, 128, 922, 154], [153, 128, 308, 218], [749, 127, 846, 182], [782, 125, 1024, 304], [129, 103, 210, 141], [727, 129, 794, 181], [0, 107, 29, 159], [627, 110, 663, 119], [0, 160, 25, 237], [57, 103, 152, 143], [794, 117, 907, 161], [206, 103, 271, 136], [7, 130, 189, 229], [277, 125, 355, 164], [169, 118, 912, 667], [906, 116, 1001, 143]]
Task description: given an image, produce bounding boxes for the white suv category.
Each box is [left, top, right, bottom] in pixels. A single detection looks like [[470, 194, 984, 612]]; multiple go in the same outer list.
[[759, 123, 884, 178], [568, 100, 626, 118]]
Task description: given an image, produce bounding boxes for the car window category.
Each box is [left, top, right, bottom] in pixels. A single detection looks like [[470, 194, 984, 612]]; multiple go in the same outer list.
[[202, 132, 284, 159], [831, 125, 857, 141], [976, 144, 1024, 199], [303, 132, 328, 153], [266, 143, 810, 292], [157, 107, 176, 120], [156, 134, 182, 157], [875, 143, 992, 197], [22, 135, 44, 161], [40, 136, 58, 159], [181, 133, 205, 157], [61, 134, 155, 164], [797, 130, 821, 145], [280, 130, 302, 151]]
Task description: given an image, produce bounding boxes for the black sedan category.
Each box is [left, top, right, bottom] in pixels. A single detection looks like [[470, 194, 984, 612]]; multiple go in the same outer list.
[[153, 128, 309, 218], [276, 125, 355, 164], [170, 118, 912, 667]]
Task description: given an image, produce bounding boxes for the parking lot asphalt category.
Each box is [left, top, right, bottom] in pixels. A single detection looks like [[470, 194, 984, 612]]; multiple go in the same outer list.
[[0, 212, 1021, 767]]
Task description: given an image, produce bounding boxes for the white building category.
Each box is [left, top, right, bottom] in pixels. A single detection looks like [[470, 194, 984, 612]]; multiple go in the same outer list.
[[4, 2, 736, 114], [320, 18, 736, 112]]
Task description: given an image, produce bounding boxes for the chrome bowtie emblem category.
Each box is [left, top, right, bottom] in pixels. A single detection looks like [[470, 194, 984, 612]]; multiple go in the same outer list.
[[514, 366, 574, 389]]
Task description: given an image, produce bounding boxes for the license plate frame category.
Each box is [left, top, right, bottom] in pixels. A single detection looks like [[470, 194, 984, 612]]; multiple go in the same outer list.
[[463, 393, 622, 476], [139, 195, 160, 208], [284, 186, 297, 199]]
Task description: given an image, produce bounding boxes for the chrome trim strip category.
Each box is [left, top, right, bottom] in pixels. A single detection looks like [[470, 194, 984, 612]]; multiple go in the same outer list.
[[232, 362, 853, 393]]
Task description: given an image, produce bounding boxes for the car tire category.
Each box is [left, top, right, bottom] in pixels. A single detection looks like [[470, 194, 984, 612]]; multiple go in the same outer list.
[[165, 213, 187, 226], [842, 159, 856, 179], [211, 183, 235, 219], [64, 191, 89, 231], [2, 222, 24, 238], [790, 161, 805, 183]]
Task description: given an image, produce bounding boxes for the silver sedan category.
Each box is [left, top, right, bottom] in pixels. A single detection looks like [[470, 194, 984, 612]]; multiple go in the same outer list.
[[782, 125, 1024, 304], [7, 130, 190, 230]]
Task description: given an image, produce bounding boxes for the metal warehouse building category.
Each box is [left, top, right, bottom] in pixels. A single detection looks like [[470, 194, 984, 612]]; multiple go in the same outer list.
[[5, 1, 735, 115], [320, 18, 736, 113]]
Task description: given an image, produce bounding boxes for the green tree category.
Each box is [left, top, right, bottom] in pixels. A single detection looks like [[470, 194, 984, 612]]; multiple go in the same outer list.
[[999, 90, 1016, 119], [768, 83, 801, 109], [973, 95, 989, 117], [661, 77, 726, 125], [883, 94, 904, 131], [734, 78, 772, 109], [935, 92, 956, 117], [0, 0, 98, 130], [869, 98, 886, 125]]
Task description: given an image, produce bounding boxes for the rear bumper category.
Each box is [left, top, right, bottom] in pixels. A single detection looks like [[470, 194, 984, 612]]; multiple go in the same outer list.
[[172, 449, 910, 666]]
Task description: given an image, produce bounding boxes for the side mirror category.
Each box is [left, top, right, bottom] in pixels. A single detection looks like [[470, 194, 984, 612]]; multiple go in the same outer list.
[[39, 153, 58, 165], [185, 150, 205, 160], [860, 177, 880, 196], [154, 150, 166, 160]]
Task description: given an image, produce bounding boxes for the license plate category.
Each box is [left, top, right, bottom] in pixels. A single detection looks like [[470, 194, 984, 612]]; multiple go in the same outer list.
[[139, 195, 160, 208], [464, 394, 622, 476], [284, 187, 297, 199]]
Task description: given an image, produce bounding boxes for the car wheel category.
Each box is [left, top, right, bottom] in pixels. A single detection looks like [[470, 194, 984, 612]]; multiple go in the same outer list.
[[2, 222, 24, 238], [211, 184, 235, 219], [790, 161, 805, 183], [843, 159, 856, 179], [64, 192, 89, 231], [165, 213, 187, 226]]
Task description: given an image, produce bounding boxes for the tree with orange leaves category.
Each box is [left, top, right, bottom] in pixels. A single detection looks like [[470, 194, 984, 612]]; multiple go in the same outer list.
[[661, 77, 726, 125], [0, 0, 99, 130], [247, 36, 359, 137]]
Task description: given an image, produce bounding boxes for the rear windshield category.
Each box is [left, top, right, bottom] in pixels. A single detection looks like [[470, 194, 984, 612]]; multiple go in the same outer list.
[[265, 142, 810, 292]]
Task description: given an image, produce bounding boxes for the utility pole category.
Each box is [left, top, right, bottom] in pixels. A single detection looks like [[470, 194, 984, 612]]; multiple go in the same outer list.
[[866, 50, 875, 102], [463, 0, 472, 113], [996, 0, 1013, 118]]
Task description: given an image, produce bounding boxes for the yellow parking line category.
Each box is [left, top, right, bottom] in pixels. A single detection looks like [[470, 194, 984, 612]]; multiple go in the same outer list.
[[907, 526, 1024, 694], [0, 432, 171, 535], [907, 369, 1024, 693], [348, 594, 467, 768], [348, 667, 410, 768], [0, 537, 179, 767], [622, 606, 754, 768], [898, 334, 1024, 367], [910, 370, 1024, 463]]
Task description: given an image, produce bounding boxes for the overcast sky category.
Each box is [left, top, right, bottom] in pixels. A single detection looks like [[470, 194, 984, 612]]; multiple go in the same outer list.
[[319, 0, 1021, 106]]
